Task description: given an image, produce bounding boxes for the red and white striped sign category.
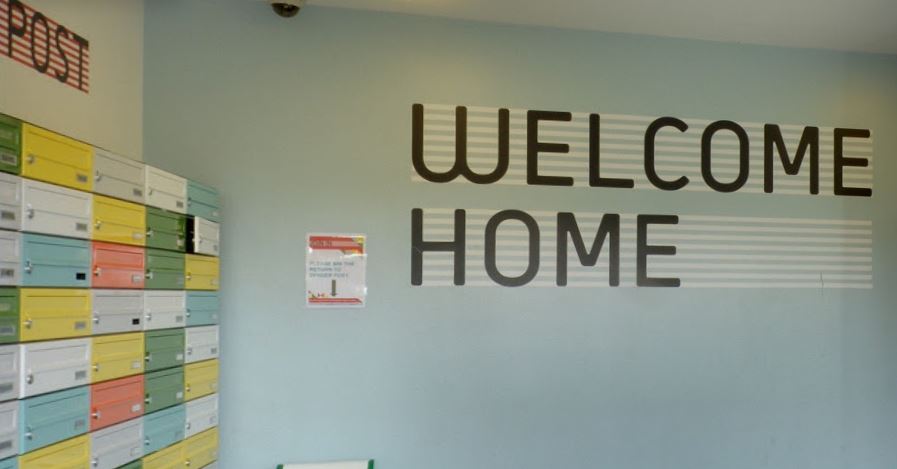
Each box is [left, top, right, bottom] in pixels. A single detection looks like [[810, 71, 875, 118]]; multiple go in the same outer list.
[[0, 0, 90, 93]]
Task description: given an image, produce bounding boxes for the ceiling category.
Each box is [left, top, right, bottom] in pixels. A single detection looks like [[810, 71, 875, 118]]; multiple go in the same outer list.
[[310, 0, 897, 55]]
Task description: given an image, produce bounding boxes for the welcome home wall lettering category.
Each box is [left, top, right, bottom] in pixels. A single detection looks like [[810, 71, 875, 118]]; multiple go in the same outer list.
[[410, 104, 874, 289]]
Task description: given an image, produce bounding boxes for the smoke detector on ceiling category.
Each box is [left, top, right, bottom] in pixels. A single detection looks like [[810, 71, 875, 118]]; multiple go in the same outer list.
[[269, 0, 306, 18]]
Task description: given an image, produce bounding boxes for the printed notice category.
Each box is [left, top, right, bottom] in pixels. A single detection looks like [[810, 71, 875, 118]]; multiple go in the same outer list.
[[306, 234, 367, 307]]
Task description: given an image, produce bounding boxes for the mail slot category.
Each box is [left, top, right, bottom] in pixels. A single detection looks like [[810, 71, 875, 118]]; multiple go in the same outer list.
[[93, 147, 145, 204], [18, 434, 90, 468], [184, 255, 218, 291], [187, 217, 219, 257], [145, 249, 184, 290], [145, 328, 185, 372], [184, 427, 218, 469], [90, 416, 144, 469], [19, 338, 91, 398], [185, 394, 217, 439], [184, 360, 218, 402], [0, 400, 17, 460], [90, 374, 144, 432], [19, 288, 91, 342], [0, 232, 19, 287], [143, 291, 186, 331], [145, 207, 186, 252], [92, 332, 145, 383], [141, 440, 184, 469], [186, 180, 220, 222], [92, 242, 145, 289], [18, 386, 89, 453], [93, 195, 147, 246], [186, 292, 218, 328], [185, 326, 219, 364], [21, 123, 92, 191], [21, 179, 92, 239], [0, 345, 18, 401], [92, 289, 144, 335], [142, 404, 185, 454], [145, 166, 186, 214], [0, 173, 21, 231], [21, 233, 90, 288], [144, 367, 184, 414], [0, 114, 21, 175]]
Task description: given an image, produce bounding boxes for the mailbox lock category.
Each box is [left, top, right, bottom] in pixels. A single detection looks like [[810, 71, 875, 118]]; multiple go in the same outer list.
[[185, 459, 192, 467], [24, 260, 32, 274], [144, 396, 152, 405], [186, 273, 193, 281], [24, 428, 33, 440], [25, 205, 34, 219], [144, 437, 151, 446], [94, 267, 102, 277], [26, 154, 35, 164], [185, 385, 192, 392], [95, 171, 103, 182], [145, 271, 154, 280], [93, 363, 100, 372], [92, 410, 102, 420], [26, 373, 33, 384], [23, 319, 32, 329], [145, 352, 152, 362], [95, 220, 103, 230], [146, 228, 154, 238], [91, 458, 99, 468], [145, 312, 153, 322], [93, 315, 100, 325]]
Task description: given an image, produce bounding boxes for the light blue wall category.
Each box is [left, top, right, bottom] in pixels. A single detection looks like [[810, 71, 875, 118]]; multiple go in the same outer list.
[[143, 2, 897, 468]]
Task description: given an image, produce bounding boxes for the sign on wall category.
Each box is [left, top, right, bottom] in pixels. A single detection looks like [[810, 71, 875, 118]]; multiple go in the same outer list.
[[0, 0, 90, 93], [411, 104, 873, 289], [306, 234, 367, 307]]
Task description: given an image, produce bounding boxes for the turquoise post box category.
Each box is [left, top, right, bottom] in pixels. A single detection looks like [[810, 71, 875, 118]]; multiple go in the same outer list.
[[142, 404, 185, 454], [0, 456, 15, 469], [21, 233, 90, 287], [186, 291, 219, 327], [186, 180, 220, 222], [19, 385, 89, 453]]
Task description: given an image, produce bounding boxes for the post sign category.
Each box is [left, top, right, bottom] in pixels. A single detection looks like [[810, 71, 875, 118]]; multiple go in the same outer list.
[[0, 0, 90, 93], [306, 234, 367, 307]]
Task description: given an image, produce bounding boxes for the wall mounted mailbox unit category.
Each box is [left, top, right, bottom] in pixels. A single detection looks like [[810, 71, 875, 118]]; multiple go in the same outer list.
[[185, 291, 218, 327], [90, 374, 144, 431], [91, 332, 145, 383], [184, 427, 219, 468], [145, 207, 186, 252], [144, 367, 185, 414], [91, 289, 144, 335], [19, 338, 91, 398], [19, 288, 91, 342], [142, 404, 185, 454], [186, 180, 219, 222], [184, 255, 219, 291], [92, 241, 146, 289], [93, 195, 147, 246], [90, 416, 144, 469], [185, 394, 217, 439], [18, 433, 90, 468], [145, 167, 187, 215], [0, 400, 17, 460], [21, 179, 92, 239], [142, 439, 185, 469], [92, 148, 146, 204], [145, 249, 185, 290], [0, 114, 21, 175], [0, 173, 22, 231], [0, 345, 18, 402], [185, 326, 218, 364], [18, 385, 89, 453], [0, 231, 20, 286], [21, 233, 90, 288], [145, 328, 185, 373], [187, 217, 219, 257], [184, 360, 218, 402], [143, 291, 186, 331], [20, 124, 92, 192]]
